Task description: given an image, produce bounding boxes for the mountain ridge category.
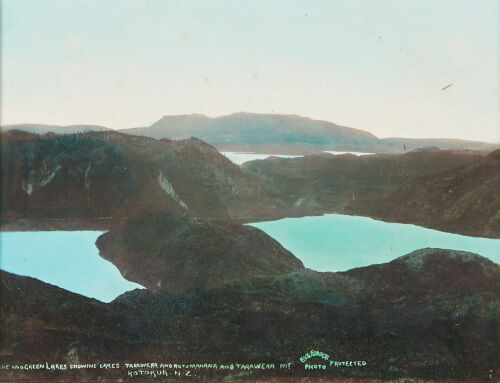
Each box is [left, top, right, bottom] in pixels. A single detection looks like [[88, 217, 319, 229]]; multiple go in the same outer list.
[[119, 112, 496, 154], [4, 113, 496, 154], [1, 124, 112, 135], [2, 129, 499, 237], [2, 248, 499, 380]]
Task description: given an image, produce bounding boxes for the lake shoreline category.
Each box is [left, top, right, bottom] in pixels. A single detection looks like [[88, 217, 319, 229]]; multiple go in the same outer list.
[[3, 211, 500, 240], [2, 213, 499, 302], [249, 213, 500, 271], [0, 230, 144, 302]]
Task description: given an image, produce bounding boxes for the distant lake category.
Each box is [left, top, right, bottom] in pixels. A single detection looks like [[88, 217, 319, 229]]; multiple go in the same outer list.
[[222, 151, 374, 165], [249, 214, 500, 272], [0, 231, 144, 302], [324, 150, 374, 156], [221, 152, 302, 165]]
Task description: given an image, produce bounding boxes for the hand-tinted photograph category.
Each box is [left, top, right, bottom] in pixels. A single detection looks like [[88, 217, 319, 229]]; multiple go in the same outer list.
[[1, 1, 499, 382]]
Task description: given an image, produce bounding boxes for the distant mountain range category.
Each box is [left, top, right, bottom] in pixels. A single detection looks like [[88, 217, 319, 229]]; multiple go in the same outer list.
[[119, 112, 496, 154], [3, 114, 496, 154], [1, 124, 112, 135]]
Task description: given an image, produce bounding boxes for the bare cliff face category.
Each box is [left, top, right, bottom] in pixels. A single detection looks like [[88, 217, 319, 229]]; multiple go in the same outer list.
[[2, 248, 499, 381], [96, 212, 304, 292], [2, 130, 499, 238], [0, 130, 278, 228], [1, 131, 135, 221]]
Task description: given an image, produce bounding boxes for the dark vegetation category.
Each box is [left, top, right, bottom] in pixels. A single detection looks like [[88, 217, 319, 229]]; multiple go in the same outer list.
[[1, 127, 499, 381]]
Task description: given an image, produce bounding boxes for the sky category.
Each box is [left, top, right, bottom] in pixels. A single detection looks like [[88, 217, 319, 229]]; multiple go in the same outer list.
[[2, 0, 499, 142]]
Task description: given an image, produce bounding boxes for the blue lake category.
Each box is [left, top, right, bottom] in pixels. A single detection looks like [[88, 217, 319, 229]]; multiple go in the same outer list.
[[1, 216, 499, 301], [0, 231, 144, 302], [221, 152, 302, 165], [324, 150, 374, 156], [221, 151, 374, 165], [249, 214, 500, 272]]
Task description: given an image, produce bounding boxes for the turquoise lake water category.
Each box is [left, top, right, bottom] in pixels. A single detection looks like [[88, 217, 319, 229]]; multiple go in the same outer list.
[[221, 152, 302, 165], [249, 214, 500, 272], [0, 231, 144, 302], [221, 151, 374, 165], [1, 216, 498, 301], [323, 151, 374, 156]]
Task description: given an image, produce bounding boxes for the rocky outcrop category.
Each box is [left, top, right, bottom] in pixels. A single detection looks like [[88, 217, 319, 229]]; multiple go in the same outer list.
[[2, 130, 499, 238], [1, 249, 499, 381], [0, 130, 277, 227], [96, 212, 304, 291]]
